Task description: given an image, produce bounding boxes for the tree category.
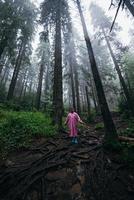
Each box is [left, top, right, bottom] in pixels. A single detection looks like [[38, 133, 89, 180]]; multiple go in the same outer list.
[[41, 0, 71, 128], [122, 51, 134, 92], [85, 85, 91, 116], [75, 0, 118, 143], [90, 3, 134, 115], [109, 0, 134, 30], [35, 35, 50, 110], [7, 38, 26, 100], [80, 38, 119, 111], [6, 0, 37, 100], [69, 37, 81, 114], [64, 37, 76, 110], [35, 63, 44, 110], [124, 0, 134, 16], [0, 0, 30, 59]]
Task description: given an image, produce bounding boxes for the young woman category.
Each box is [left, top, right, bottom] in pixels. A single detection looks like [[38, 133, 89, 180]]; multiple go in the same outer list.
[[65, 108, 84, 144]]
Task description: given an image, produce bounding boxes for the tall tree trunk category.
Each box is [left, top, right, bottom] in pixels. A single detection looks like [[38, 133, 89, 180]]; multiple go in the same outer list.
[[85, 85, 91, 115], [53, 1, 63, 129], [7, 40, 25, 100], [69, 36, 81, 114], [3, 67, 10, 87], [88, 78, 98, 113], [0, 36, 8, 60], [23, 80, 28, 100], [76, 0, 118, 142], [124, 69, 132, 93], [19, 70, 28, 100], [68, 83, 72, 108], [19, 80, 25, 100], [43, 65, 49, 112], [0, 55, 8, 76], [125, 0, 134, 17], [81, 88, 85, 112], [103, 29, 134, 115], [35, 63, 44, 110], [0, 65, 8, 85], [82, 86, 87, 112], [73, 64, 81, 114], [44, 64, 49, 100], [69, 57, 76, 111], [29, 78, 33, 95], [0, 64, 4, 76]]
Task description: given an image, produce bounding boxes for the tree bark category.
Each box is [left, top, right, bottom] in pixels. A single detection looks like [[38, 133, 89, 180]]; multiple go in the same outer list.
[[35, 63, 44, 110], [82, 86, 87, 112], [85, 85, 91, 115], [0, 64, 4, 76], [3, 68, 10, 87], [53, 0, 63, 129], [0, 65, 8, 85], [22, 80, 28, 100], [19, 70, 28, 100], [69, 37, 81, 114], [29, 78, 33, 95], [124, 69, 132, 93], [69, 57, 76, 111], [73, 63, 81, 114], [87, 78, 98, 113], [76, 0, 118, 142], [7, 40, 25, 100], [0, 36, 8, 60], [103, 28, 134, 116], [44, 65, 49, 97]]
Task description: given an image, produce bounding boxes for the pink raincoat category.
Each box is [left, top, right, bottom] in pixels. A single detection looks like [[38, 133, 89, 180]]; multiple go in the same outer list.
[[66, 112, 81, 137]]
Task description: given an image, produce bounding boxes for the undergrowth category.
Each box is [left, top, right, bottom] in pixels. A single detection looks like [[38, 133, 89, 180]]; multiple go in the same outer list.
[[121, 143, 134, 167], [0, 110, 57, 156], [95, 122, 104, 130], [120, 118, 134, 137]]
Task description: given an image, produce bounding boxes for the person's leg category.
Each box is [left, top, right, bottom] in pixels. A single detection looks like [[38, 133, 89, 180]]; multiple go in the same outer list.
[[74, 137, 78, 144], [74, 126, 78, 144], [72, 137, 75, 143]]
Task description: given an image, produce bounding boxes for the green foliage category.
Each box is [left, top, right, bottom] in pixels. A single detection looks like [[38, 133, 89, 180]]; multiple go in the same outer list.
[[104, 141, 134, 167], [0, 110, 57, 155], [86, 110, 96, 123], [120, 118, 134, 137], [95, 122, 104, 130], [103, 139, 122, 152], [120, 127, 134, 137], [0, 99, 34, 112], [0, 0, 37, 57], [104, 118, 134, 164], [118, 96, 131, 118], [41, 0, 70, 27], [120, 143, 134, 167], [0, 102, 22, 111]]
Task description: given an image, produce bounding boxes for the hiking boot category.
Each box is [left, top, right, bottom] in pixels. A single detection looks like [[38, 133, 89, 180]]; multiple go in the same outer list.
[[71, 137, 75, 143], [74, 138, 78, 144]]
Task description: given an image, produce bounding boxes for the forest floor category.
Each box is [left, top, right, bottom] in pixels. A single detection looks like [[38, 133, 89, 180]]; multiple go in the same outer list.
[[0, 116, 134, 200]]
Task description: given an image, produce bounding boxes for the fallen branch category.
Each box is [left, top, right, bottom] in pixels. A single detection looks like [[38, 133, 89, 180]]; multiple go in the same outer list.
[[119, 136, 134, 143]]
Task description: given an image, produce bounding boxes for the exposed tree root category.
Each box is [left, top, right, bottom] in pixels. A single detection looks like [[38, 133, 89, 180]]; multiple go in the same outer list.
[[0, 129, 134, 200]]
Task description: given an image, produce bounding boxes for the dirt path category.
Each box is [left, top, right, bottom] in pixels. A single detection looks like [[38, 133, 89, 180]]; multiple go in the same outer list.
[[0, 126, 134, 200]]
